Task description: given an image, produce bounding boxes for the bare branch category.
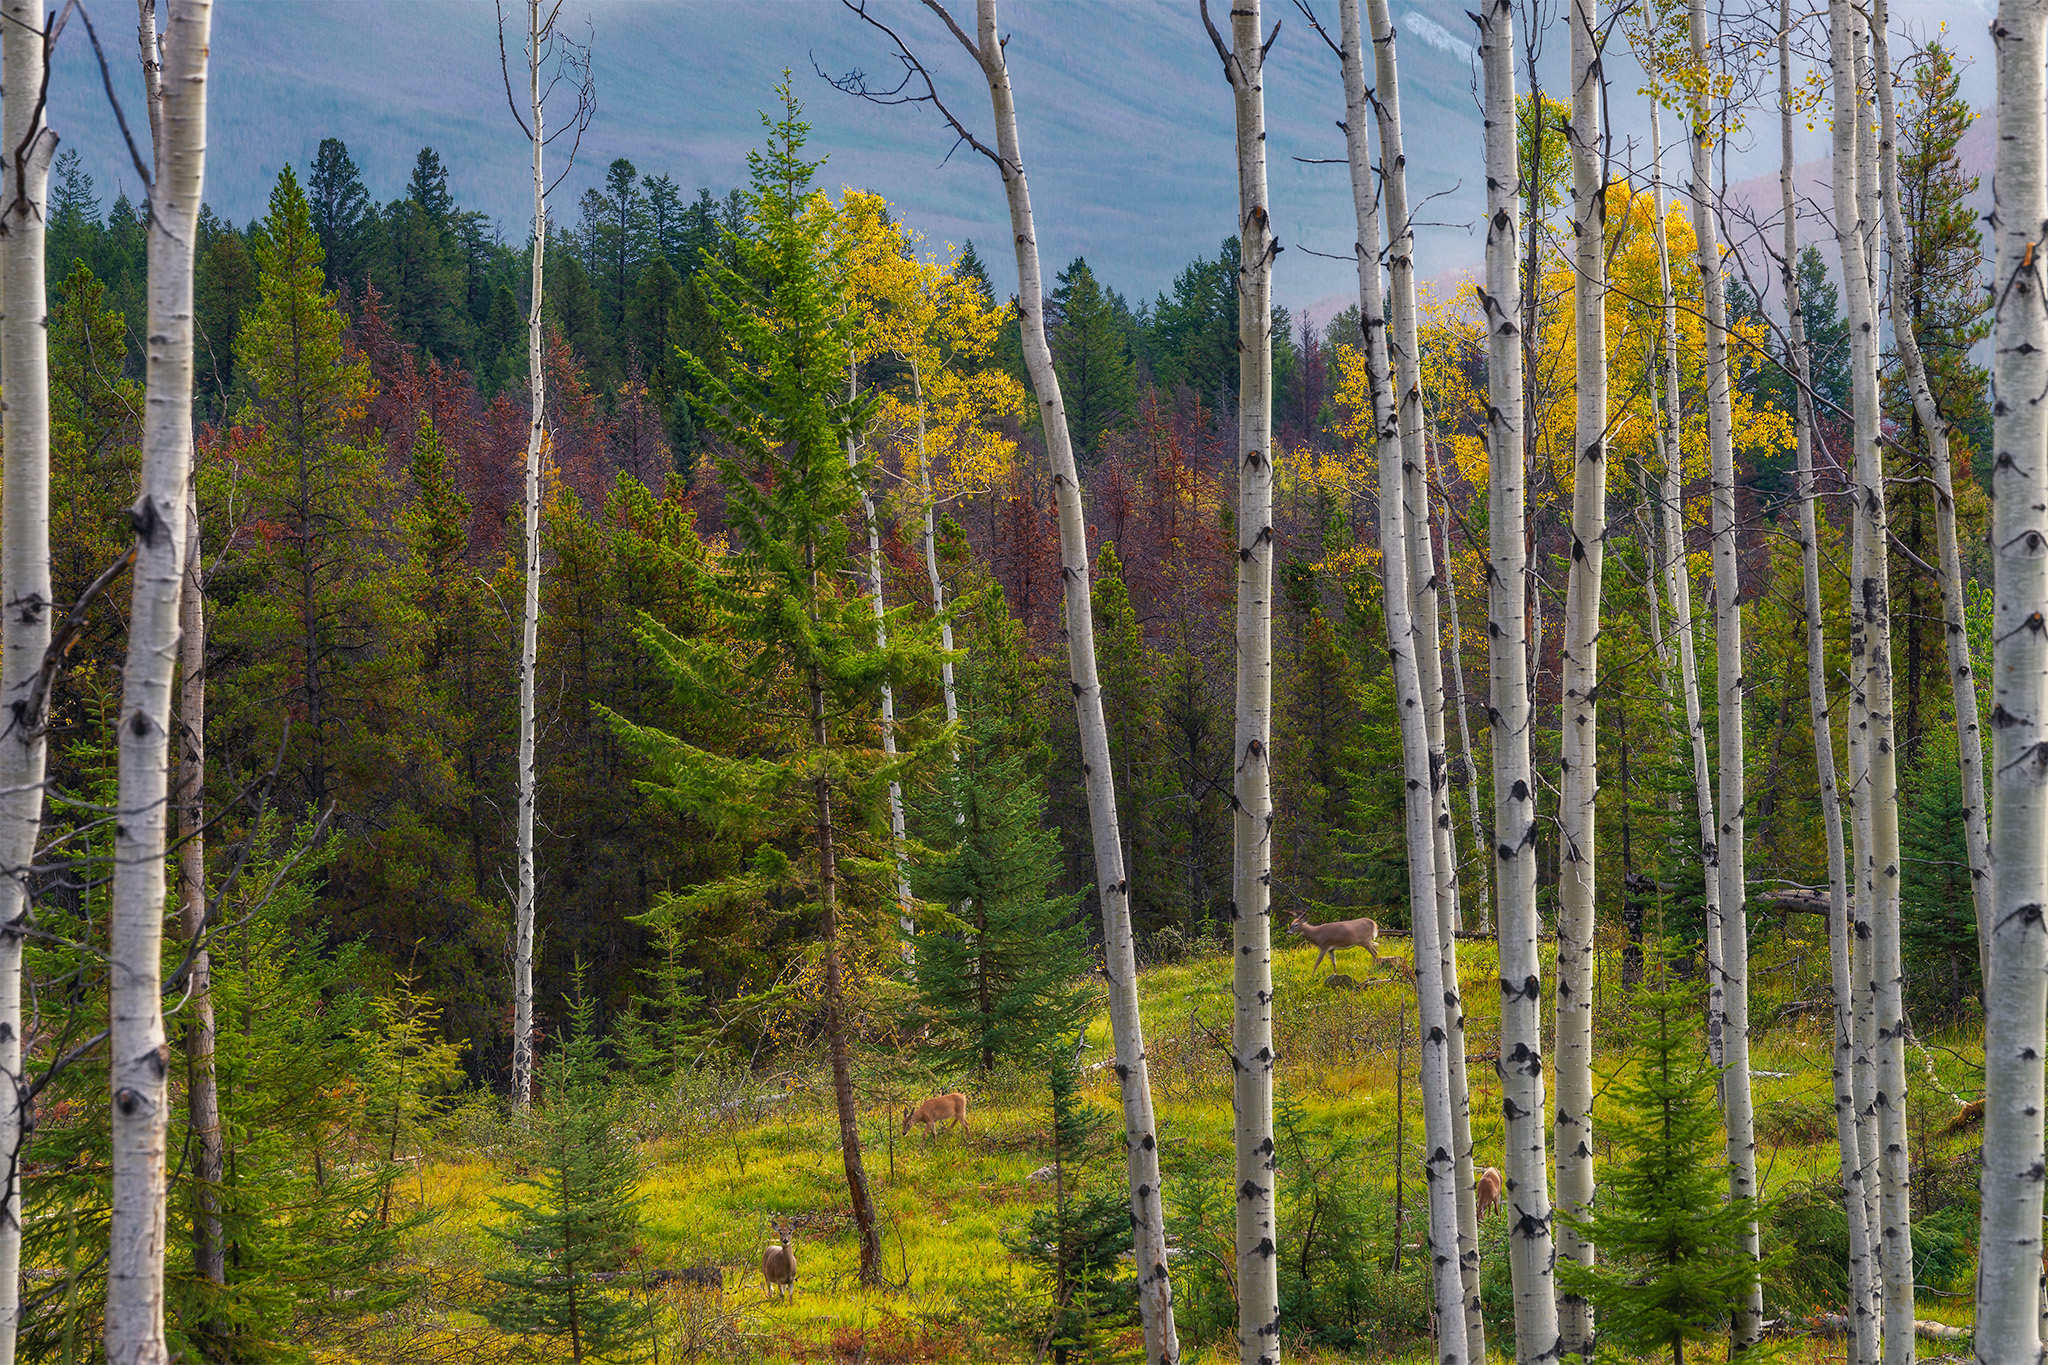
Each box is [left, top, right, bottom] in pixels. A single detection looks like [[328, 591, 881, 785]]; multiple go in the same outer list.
[[829, 0, 1003, 170]]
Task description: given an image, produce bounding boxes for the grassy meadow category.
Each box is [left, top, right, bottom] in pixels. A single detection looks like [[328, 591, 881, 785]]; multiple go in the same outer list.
[[385, 918, 1987, 1363]]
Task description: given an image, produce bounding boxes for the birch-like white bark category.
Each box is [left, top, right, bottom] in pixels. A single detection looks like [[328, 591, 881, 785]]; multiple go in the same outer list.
[[961, 7, 1179, 1356], [510, 0, 545, 1110], [1835, 15, 1914, 1357], [1207, 5, 1281, 1354], [1479, 5, 1560, 1357], [1336, 7, 1467, 1358], [1648, 107, 1725, 1075], [1684, 2, 1763, 1341], [1554, 2, 1607, 1349], [1975, 0, 2048, 1356], [1868, 0, 1993, 974], [0, 4, 56, 1355], [1357, 4, 1483, 1345], [1781, 10, 1875, 1358], [108, 4, 209, 1360], [912, 362, 959, 732], [847, 362, 914, 947]]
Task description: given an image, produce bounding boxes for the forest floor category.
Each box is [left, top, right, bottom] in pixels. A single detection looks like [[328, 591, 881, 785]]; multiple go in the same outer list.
[[393, 920, 1988, 1364]]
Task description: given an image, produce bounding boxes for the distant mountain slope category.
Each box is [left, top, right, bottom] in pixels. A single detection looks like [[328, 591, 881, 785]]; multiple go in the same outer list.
[[43, 0, 1997, 316]]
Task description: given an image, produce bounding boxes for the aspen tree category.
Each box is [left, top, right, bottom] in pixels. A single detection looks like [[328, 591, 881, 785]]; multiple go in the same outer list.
[[1479, 1, 1561, 1355], [1833, 9, 1914, 1355], [510, 0, 546, 1110], [1868, 0, 1991, 973], [1683, 0, 1763, 1341], [921, 4, 1182, 1354], [1975, 0, 2048, 1355], [108, 3, 211, 1360], [913, 362, 960, 731], [1647, 107, 1724, 1076], [1355, 0, 1485, 1342], [1554, 0, 1608, 1348], [1328, 4, 1468, 1357], [1782, 6, 1875, 1358], [1198, 3, 1281, 1354], [0, 1, 56, 1354]]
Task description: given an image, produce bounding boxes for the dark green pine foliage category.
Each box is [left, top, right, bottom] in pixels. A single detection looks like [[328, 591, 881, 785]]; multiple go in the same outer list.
[[604, 84, 940, 1285], [308, 137, 374, 293], [375, 147, 471, 360], [1048, 257, 1137, 459], [910, 584, 1090, 1076], [1900, 727, 1980, 1020], [485, 974, 650, 1364], [1557, 982, 1771, 1365], [1000, 1048, 1141, 1364]]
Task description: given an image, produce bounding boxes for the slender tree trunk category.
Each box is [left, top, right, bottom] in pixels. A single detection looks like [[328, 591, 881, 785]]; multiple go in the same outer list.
[[1337, 9, 1467, 1355], [1868, 0, 1992, 975], [1976, 0, 2048, 1355], [848, 361, 914, 947], [1648, 109, 1725, 1069], [1858, 17, 1915, 1360], [0, 4, 57, 1355], [1479, 5, 1559, 1357], [1437, 450, 1491, 938], [1684, 4, 1763, 1343], [914, 362, 959, 732], [959, 6, 1178, 1355], [1360, 0, 1485, 1342], [1554, 1, 1607, 1350], [1781, 11, 1875, 1359], [108, 5, 210, 1360], [511, 0, 545, 1110], [1207, 6, 1281, 1354]]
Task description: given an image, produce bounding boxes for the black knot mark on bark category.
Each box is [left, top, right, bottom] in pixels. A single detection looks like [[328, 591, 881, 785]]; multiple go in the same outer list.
[[129, 710, 153, 738], [1500, 975, 1541, 1002], [114, 1087, 141, 1117], [1511, 779, 1530, 802], [1239, 1179, 1264, 1202], [126, 495, 169, 548], [1254, 1236, 1277, 1261], [1141, 1132, 1156, 1150]]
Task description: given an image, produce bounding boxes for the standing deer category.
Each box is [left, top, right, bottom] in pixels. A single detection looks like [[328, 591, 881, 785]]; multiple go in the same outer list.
[[902, 1092, 970, 1138], [1475, 1166, 1504, 1222], [1286, 910, 1383, 975], [762, 1222, 796, 1300]]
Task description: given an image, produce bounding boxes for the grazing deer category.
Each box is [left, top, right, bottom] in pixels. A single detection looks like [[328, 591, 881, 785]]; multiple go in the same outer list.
[[1475, 1166, 1504, 1223], [762, 1222, 796, 1300], [902, 1092, 970, 1138], [1286, 910, 1382, 975]]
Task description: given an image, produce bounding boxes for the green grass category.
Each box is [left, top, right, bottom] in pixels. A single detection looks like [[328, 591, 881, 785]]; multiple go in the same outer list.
[[384, 927, 1988, 1363]]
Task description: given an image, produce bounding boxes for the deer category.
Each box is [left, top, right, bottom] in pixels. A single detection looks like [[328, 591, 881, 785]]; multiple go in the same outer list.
[[1475, 1166, 1504, 1223], [1286, 910, 1383, 975], [902, 1092, 970, 1138], [762, 1222, 796, 1300]]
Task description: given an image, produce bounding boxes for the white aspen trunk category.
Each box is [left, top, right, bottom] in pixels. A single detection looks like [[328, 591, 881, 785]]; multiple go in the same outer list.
[[1214, 6, 1280, 1356], [1479, 4, 1560, 1357], [969, 7, 1178, 1356], [1554, 2, 1607, 1350], [913, 362, 959, 732], [1685, 2, 1763, 1341], [1649, 115, 1727, 1072], [847, 362, 914, 947], [1649, 104, 1724, 1072], [1836, 15, 1914, 1358], [1868, 0, 1993, 975], [1358, 4, 1483, 1346], [177, 477, 223, 1290], [1976, 0, 2048, 1355], [1337, 8, 1468, 1358], [108, 4, 209, 1360], [510, 0, 545, 1111], [1435, 445, 1491, 937], [1781, 12, 1875, 1359], [0, 4, 56, 1355], [1856, 17, 1915, 1361]]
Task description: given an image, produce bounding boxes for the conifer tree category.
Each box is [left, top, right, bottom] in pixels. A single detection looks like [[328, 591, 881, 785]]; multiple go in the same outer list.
[[1557, 983, 1769, 1365], [486, 974, 649, 1364], [1048, 258, 1136, 459], [606, 85, 937, 1286], [910, 585, 1089, 1074]]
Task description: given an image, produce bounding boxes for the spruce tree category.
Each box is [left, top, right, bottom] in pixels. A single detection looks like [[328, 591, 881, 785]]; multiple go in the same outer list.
[[485, 973, 649, 1364], [910, 584, 1089, 1075], [605, 83, 940, 1286], [1047, 257, 1136, 458], [1556, 982, 1769, 1365]]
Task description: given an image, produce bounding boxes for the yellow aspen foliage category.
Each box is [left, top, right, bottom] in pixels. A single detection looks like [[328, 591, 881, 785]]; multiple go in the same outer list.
[[829, 191, 1029, 506]]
